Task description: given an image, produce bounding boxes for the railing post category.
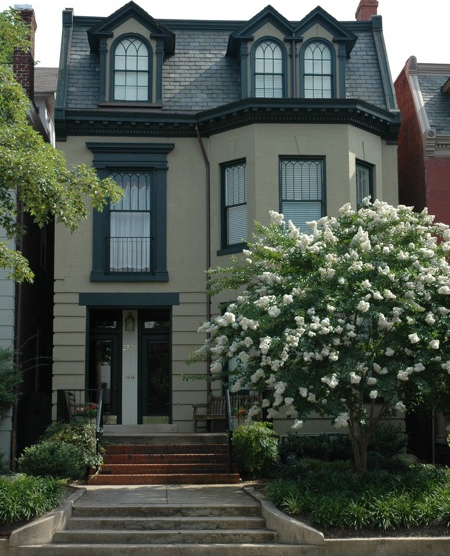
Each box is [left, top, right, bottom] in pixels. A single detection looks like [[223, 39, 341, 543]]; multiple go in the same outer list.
[[225, 389, 234, 473]]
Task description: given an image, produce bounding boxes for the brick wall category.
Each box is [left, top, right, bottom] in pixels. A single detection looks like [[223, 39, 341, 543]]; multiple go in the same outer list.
[[395, 68, 427, 211], [425, 158, 450, 225]]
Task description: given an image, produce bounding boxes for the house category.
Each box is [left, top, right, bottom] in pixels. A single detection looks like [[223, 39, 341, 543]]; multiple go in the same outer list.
[[0, 6, 56, 468], [52, 0, 400, 435], [395, 57, 450, 464]]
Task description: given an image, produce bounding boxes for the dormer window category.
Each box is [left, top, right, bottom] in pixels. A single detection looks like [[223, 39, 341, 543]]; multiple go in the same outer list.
[[253, 39, 286, 98], [113, 36, 151, 102], [302, 40, 333, 99]]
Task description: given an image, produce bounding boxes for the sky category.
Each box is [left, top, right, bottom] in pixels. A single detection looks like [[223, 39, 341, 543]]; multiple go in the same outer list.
[[0, 0, 448, 80]]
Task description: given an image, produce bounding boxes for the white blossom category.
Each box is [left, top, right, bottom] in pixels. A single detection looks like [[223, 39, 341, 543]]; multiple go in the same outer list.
[[334, 412, 349, 428], [425, 313, 436, 325], [350, 372, 361, 384], [299, 387, 308, 398], [269, 210, 284, 226], [429, 339, 440, 349], [268, 306, 281, 318], [283, 294, 294, 305], [408, 333, 420, 344], [438, 285, 450, 295], [395, 401, 406, 413], [369, 390, 378, 399], [292, 419, 304, 429]]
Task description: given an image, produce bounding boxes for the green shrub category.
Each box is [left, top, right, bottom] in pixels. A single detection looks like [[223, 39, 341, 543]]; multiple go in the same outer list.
[[232, 422, 278, 478], [265, 460, 450, 531], [369, 423, 407, 459], [41, 420, 103, 469], [278, 433, 353, 463], [0, 474, 64, 524], [17, 440, 86, 480]]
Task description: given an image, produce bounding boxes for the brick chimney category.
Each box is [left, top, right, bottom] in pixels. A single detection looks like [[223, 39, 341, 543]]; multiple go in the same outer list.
[[355, 0, 378, 21], [13, 4, 36, 100]]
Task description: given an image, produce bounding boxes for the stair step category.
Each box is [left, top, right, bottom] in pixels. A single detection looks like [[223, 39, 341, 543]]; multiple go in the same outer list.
[[88, 473, 241, 485], [99, 463, 232, 474], [66, 516, 267, 531], [104, 453, 228, 464], [17, 543, 308, 556], [52, 529, 278, 544], [72, 504, 261, 518], [102, 444, 229, 455]]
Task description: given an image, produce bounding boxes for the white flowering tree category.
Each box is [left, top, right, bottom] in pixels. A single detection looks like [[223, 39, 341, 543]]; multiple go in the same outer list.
[[194, 200, 450, 472]]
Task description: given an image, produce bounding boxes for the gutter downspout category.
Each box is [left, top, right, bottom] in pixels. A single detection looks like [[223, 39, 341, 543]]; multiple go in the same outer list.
[[195, 125, 212, 397]]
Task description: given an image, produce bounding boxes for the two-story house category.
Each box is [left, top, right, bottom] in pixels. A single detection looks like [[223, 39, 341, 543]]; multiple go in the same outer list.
[[52, 0, 400, 435]]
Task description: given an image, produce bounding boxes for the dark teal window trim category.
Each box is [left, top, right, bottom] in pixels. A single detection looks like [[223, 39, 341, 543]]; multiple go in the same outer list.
[[79, 292, 180, 307], [87, 142, 174, 283], [218, 158, 247, 255], [110, 34, 152, 103], [300, 38, 336, 99], [356, 160, 374, 208], [250, 37, 287, 98]]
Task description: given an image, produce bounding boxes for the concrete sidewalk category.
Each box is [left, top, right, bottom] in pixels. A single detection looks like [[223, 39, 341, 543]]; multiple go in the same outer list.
[[74, 484, 259, 508]]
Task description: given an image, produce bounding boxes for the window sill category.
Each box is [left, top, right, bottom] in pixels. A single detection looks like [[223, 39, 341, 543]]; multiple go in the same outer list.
[[217, 243, 247, 257], [90, 271, 169, 282], [98, 102, 164, 109]]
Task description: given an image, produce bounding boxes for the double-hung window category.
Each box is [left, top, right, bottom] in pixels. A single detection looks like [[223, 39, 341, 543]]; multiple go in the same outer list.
[[280, 158, 325, 232], [302, 41, 333, 98], [109, 172, 151, 272], [356, 161, 373, 208], [221, 160, 247, 253], [113, 36, 150, 102], [253, 40, 284, 98]]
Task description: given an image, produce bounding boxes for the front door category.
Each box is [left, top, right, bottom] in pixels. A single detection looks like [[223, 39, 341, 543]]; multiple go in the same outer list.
[[88, 308, 171, 424]]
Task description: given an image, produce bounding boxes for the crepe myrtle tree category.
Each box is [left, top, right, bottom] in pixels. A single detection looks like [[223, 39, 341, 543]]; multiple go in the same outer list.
[[194, 200, 450, 472]]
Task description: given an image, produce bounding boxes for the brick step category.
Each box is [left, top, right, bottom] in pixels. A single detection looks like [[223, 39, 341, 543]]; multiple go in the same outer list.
[[104, 453, 228, 464], [66, 516, 267, 531], [72, 504, 261, 518], [88, 473, 241, 485], [102, 444, 229, 455], [99, 463, 232, 475], [52, 529, 278, 545]]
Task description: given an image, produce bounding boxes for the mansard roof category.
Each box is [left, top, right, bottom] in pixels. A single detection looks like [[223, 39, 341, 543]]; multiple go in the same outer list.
[[87, 0, 175, 56]]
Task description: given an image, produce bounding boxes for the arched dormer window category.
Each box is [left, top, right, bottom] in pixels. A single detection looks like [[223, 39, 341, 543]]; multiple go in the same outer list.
[[113, 36, 151, 102], [252, 39, 285, 98], [302, 40, 334, 98]]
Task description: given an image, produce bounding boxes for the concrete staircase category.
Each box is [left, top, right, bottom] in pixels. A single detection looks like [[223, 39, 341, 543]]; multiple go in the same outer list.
[[89, 432, 240, 485], [15, 491, 308, 556]]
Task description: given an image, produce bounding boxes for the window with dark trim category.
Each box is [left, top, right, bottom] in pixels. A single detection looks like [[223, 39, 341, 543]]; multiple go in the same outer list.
[[112, 36, 151, 102], [220, 160, 247, 254], [87, 143, 174, 282], [280, 158, 325, 232], [356, 161, 373, 208], [302, 40, 333, 98], [253, 39, 285, 98]]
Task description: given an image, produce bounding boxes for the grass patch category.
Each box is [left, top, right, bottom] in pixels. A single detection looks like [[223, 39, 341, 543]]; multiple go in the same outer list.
[[265, 460, 450, 532]]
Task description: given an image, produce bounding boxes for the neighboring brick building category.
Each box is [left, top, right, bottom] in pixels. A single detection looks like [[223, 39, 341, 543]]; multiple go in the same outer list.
[[395, 57, 450, 464]]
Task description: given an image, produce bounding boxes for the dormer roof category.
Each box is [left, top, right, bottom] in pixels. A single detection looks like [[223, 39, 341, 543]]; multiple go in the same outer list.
[[227, 5, 293, 56], [294, 6, 357, 55], [87, 0, 175, 56]]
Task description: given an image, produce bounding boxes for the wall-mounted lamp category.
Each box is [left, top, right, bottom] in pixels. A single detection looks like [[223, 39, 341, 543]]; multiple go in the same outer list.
[[125, 312, 135, 332]]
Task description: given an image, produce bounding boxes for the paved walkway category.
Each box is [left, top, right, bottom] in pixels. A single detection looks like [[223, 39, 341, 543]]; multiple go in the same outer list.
[[75, 484, 259, 508]]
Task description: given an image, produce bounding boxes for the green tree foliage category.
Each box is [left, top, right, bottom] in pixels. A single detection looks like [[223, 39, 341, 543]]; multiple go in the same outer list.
[[194, 200, 450, 472], [0, 347, 22, 418], [0, 9, 123, 282]]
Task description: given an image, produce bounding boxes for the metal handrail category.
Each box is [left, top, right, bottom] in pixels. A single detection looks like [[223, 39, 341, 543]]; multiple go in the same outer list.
[[225, 389, 234, 473]]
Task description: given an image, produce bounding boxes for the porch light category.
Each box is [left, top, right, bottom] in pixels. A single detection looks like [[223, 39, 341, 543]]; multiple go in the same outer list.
[[125, 313, 135, 332]]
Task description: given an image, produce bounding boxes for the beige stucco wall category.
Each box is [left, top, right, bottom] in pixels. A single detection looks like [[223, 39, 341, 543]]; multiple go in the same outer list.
[[54, 123, 398, 433]]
